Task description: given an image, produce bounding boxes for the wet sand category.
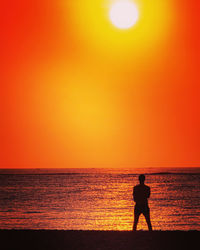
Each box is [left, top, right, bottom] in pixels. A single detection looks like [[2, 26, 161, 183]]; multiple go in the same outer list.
[[0, 230, 199, 250]]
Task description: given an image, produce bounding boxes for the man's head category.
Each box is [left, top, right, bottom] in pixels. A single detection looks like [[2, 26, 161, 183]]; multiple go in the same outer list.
[[139, 174, 145, 184]]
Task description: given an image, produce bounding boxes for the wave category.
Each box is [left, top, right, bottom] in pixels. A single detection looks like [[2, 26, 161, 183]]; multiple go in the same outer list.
[[25, 211, 42, 214], [147, 172, 200, 176]]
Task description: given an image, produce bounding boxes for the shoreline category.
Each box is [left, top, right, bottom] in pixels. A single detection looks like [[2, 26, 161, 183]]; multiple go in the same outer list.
[[0, 230, 199, 250]]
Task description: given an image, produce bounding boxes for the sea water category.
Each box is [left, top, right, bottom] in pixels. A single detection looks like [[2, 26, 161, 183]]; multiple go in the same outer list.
[[0, 168, 199, 231]]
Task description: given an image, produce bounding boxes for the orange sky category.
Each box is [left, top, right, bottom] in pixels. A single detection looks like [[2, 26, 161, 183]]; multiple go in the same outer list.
[[1, 0, 200, 168]]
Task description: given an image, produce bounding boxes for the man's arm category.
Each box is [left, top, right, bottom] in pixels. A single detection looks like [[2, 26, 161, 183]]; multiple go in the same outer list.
[[147, 186, 150, 199]]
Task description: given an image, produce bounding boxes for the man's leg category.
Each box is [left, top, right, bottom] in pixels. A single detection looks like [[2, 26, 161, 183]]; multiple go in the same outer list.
[[133, 208, 140, 231], [144, 210, 152, 231]]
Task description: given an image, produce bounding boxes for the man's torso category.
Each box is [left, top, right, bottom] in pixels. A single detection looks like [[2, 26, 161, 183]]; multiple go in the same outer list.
[[133, 184, 150, 206]]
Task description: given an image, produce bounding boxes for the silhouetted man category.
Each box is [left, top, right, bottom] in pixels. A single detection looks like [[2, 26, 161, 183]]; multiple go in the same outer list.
[[133, 174, 152, 231]]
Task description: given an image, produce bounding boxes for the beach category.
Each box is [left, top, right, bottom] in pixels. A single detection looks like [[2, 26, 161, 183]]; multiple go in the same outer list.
[[0, 230, 199, 250]]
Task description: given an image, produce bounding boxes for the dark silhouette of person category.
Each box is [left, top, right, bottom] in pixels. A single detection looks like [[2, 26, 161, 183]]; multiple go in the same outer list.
[[133, 174, 152, 231]]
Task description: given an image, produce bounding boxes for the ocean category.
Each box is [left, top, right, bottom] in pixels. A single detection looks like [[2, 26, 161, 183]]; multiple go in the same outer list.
[[0, 168, 199, 231]]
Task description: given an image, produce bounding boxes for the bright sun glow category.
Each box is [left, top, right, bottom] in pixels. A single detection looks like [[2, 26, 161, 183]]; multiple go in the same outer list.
[[109, 1, 139, 29]]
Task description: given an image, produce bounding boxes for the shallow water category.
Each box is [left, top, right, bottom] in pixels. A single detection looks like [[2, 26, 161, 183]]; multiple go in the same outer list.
[[0, 168, 199, 230]]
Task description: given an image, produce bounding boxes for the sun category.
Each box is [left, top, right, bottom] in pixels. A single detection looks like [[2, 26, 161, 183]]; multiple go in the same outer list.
[[109, 1, 139, 29]]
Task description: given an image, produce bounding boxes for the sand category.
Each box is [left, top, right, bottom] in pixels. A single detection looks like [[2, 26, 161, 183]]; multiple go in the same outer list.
[[0, 230, 199, 250]]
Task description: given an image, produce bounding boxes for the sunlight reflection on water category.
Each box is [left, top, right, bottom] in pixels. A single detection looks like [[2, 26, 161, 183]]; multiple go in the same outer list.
[[0, 168, 199, 230]]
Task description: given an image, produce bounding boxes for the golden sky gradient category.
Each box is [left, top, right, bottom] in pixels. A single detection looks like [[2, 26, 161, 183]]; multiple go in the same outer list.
[[1, 0, 200, 168]]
